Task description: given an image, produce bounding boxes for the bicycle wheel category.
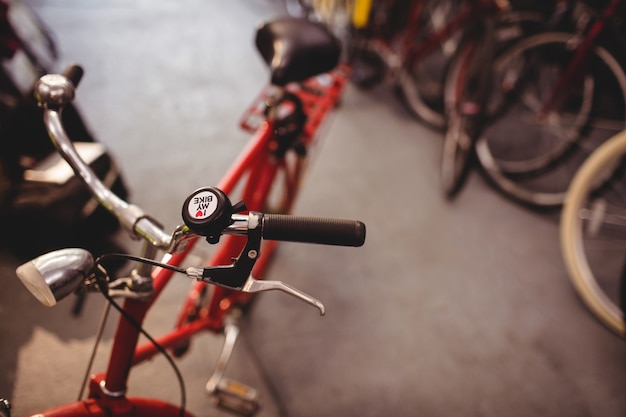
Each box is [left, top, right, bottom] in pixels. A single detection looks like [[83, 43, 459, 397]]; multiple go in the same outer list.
[[560, 129, 626, 338], [440, 40, 479, 196], [440, 19, 496, 198], [476, 32, 626, 208], [397, 0, 467, 130]]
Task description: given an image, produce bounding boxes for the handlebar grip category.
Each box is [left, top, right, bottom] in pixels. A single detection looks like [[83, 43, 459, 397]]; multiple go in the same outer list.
[[62, 64, 84, 87], [262, 214, 366, 247]]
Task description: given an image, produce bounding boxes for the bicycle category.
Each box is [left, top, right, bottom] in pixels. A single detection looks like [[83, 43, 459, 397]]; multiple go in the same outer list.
[[6, 15, 365, 417], [440, 11, 498, 197], [560, 128, 626, 339], [472, 0, 626, 208], [438, 0, 552, 198], [348, 0, 542, 130]]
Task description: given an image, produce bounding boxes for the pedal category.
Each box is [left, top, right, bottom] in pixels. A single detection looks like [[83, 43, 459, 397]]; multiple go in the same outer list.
[[206, 313, 261, 416], [208, 378, 260, 416]]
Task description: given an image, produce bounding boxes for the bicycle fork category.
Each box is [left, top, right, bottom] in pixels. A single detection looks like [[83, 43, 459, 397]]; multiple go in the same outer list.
[[206, 313, 260, 416]]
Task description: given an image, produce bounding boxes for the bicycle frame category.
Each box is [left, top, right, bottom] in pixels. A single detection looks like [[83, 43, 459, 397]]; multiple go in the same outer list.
[[539, 0, 624, 118], [29, 65, 350, 417]]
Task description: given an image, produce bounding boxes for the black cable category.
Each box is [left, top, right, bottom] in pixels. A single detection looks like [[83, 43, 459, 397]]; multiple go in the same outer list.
[[93, 256, 187, 417], [95, 253, 187, 274]]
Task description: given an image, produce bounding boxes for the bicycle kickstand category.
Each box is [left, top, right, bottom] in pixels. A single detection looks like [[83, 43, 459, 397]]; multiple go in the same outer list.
[[206, 313, 260, 416]]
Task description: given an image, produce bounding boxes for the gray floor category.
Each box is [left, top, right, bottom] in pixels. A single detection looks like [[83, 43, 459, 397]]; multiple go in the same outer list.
[[1, 1, 625, 416]]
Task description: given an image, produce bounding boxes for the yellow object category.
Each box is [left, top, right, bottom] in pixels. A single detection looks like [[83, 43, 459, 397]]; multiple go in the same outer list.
[[352, 0, 373, 29]]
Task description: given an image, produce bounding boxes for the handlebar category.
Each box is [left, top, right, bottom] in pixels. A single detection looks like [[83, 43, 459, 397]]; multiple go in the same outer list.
[[223, 213, 365, 247], [262, 214, 365, 246], [35, 65, 173, 249]]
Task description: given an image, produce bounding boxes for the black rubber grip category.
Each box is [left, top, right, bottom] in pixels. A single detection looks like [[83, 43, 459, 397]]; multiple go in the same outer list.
[[262, 214, 366, 247], [63, 64, 84, 87]]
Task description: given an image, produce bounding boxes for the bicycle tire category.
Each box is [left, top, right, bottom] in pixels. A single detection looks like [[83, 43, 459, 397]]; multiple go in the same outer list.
[[440, 19, 495, 198], [440, 40, 479, 196], [476, 31, 626, 208], [397, 0, 467, 130], [560, 129, 626, 339]]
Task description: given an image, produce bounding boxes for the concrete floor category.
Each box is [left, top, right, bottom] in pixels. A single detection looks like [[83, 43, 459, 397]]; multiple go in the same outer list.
[[1, 1, 625, 416]]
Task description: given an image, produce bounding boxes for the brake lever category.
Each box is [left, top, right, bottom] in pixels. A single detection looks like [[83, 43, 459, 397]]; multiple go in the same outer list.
[[241, 275, 325, 315], [180, 189, 328, 314], [185, 268, 325, 315]]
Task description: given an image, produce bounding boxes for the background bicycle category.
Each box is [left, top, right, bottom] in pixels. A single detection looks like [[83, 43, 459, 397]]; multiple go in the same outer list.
[[473, 0, 626, 208], [1, 1, 624, 417], [344, 0, 550, 130], [438, 0, 550, 198]]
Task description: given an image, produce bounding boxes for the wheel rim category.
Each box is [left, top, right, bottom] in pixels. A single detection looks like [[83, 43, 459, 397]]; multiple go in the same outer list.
[[477, 32, 626, 207], [560, 130, 626, 338]]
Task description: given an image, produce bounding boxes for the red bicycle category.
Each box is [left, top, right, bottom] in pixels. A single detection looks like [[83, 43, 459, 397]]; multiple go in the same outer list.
[[6, 16, 364, 417]]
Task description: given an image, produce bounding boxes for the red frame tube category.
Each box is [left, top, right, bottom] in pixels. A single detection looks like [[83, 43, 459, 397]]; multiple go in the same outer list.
[[539, 0, 617, 117], [35, 397, 195, 417]]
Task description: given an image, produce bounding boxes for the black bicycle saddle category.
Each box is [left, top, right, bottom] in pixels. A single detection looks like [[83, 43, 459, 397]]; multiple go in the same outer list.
[[255, 17, 341, 86]]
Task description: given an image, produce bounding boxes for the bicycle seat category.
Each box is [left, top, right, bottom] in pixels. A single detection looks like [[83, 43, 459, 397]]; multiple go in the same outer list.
[[255, 17, 341, 86]]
